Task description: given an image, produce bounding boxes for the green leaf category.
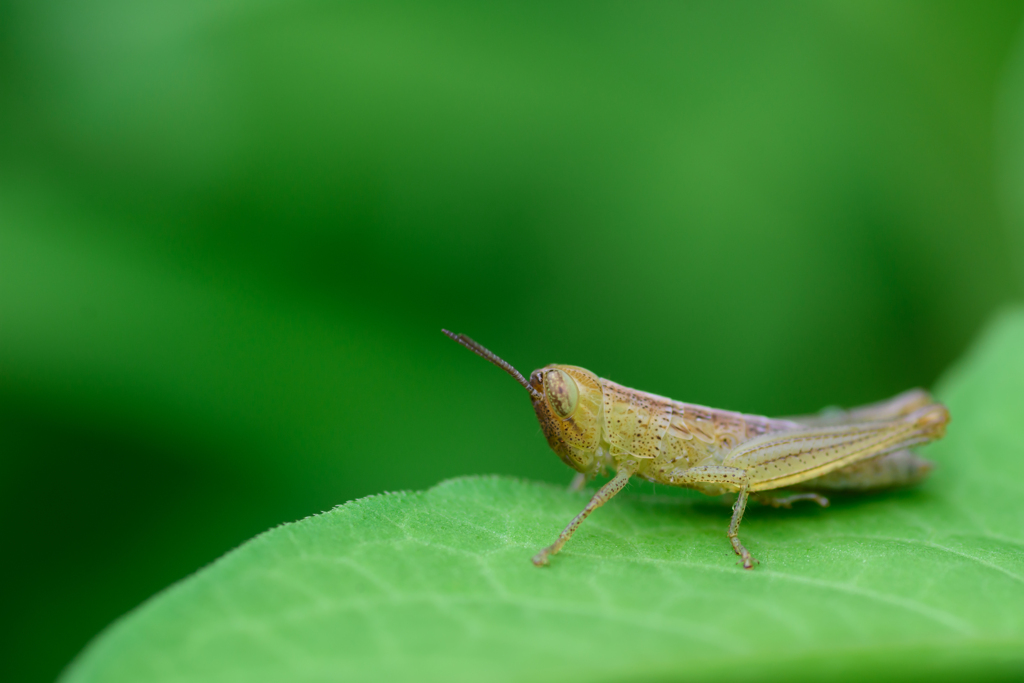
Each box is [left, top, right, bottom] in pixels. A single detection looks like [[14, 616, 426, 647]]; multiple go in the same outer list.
[[62, 311, 1024, 683]]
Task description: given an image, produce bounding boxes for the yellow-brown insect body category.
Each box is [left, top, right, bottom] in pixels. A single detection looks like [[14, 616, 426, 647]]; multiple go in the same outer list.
[[443, 330, 949, 569], [531, 365, 947, 498], [531, 365, 797, 494]]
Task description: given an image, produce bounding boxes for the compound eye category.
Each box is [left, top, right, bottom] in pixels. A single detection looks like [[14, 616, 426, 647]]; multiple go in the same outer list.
[[543, 369, 579, 419]]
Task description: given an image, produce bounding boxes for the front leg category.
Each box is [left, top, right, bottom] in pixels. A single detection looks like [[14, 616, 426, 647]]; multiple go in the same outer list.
[[670, 465, 756, 568], [533, 463, 637, 566]]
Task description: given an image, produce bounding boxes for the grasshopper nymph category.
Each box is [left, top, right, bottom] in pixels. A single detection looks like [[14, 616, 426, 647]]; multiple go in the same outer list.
[[443, 330, 949, 569]]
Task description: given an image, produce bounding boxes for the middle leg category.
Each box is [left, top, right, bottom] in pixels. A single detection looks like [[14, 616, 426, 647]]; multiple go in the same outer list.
[[728, 484, 755, 568], [670, 465, 757, 568]]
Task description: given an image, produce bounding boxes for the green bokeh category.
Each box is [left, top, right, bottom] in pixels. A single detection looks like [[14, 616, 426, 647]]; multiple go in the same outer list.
[[2, 2, 1024, 681]]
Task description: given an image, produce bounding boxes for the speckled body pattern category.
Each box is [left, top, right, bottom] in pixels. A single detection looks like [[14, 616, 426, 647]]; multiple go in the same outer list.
[[532, 365, 947, 496], [442, 331, 949, 569]]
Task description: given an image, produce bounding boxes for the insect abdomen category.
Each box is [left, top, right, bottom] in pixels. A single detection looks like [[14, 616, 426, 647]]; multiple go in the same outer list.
[[794, 448, 934, 491]]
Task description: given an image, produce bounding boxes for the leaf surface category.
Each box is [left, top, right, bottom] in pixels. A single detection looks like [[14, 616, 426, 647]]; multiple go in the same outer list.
[[62, 311, 1024, 683]]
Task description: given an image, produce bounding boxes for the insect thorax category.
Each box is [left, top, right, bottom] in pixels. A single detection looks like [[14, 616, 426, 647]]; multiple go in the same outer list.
[[596, 379, 791, 489]]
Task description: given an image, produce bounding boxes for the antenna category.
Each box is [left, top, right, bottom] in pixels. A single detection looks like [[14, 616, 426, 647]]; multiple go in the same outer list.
[[442, 329, 543, 401]]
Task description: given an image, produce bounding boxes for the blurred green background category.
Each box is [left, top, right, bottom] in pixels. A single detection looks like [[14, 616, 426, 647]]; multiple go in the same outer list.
[[3, 1, 1024, 681]]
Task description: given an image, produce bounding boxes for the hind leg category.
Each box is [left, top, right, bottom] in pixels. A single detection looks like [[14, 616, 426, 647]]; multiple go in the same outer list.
[[669, 465, 757, 568]]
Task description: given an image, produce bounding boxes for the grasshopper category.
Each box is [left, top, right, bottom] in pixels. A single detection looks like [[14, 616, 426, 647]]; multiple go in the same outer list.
[[443, 330, 949, 569]]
